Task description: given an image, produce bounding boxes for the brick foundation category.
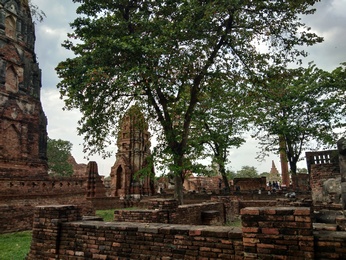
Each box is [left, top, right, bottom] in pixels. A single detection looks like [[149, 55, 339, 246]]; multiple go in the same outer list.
[[114, 200, 225, 225], [27, 205, 346, 259], [314, 230, 346, 259], [310, 164, 340, 204], [241, 207, 314, 259], [0, 177, 94, 233], [27, 205, 243, 260]]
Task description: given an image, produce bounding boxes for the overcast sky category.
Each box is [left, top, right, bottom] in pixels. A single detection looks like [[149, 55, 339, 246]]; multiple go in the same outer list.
[[31, 0, 346, 176]]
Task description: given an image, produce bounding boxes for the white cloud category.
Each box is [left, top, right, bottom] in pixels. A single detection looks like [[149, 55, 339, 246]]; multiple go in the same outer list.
[[41, 88, 115, 176]]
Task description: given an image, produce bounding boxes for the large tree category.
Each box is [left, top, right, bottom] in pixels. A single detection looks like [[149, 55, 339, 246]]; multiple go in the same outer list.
[[56, 0, 322, 203], [236, 166, 259, 178], [47, 138, 74, 177], [191, 82, 249, 192], [251, 64, 346, 174]]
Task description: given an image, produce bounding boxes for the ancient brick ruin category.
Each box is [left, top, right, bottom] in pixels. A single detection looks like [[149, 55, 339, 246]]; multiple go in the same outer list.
[[338, 138, 346, 211], [25, 141, 346, 259], [183, 175, 223, 194], [27, 204, 346, 260], [233, 176, 267, 192], [2, 1, 346, 259], [0, 0, 47, 177], [0, 0, 96, 233], [267, 160, 281, 183], [307, 150, 341, 205], [86, 161, 107, 199], [110, 105, 155, 199]]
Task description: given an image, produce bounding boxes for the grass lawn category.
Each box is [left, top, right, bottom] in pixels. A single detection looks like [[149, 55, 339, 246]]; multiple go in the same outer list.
[[95, 208, 138, 222], [0, 231, 32, 260], [225, 218, 242, 227], [96, 209, 115, 222]]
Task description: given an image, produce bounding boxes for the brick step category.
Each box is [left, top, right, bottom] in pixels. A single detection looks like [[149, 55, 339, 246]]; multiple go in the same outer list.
[[313, 223, 338, 231]]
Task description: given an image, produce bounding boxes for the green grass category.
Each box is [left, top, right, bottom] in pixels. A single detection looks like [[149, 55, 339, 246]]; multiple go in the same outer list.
[[224, 218, 242, 227], [0, 231, 32, 260], [95, 208, 139, 222], [96, 209, 114, 222], [121, 207, 139, 211]]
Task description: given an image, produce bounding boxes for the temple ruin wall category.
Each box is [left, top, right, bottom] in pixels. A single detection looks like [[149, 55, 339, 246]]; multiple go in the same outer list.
[[27, 205, 346, 260], [0, 177, 94, 233]]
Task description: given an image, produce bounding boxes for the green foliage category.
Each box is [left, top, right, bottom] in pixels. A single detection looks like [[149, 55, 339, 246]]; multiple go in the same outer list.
[[224, 218, 242, 227], [251, 63, 346, 173], [235, 166, 259, 178], [0, 231, 32, 259], [28, 0, 46, 23], [190, 81, 249, 191], [96, 209, 114, 222], [226, 170, 237, 180], [259, 172, 270, 178], [297, 168, 308, 174], [134, 155, 155, 180], [56, 0, 322, 202], [47, 138, 74, 177]]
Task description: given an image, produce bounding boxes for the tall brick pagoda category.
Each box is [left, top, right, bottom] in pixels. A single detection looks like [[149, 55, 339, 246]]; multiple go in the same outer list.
[[0, 1, 98, 234], [267, 160, 281, 183], [0, 0, 48, 177], [110, 105, 155, 199]]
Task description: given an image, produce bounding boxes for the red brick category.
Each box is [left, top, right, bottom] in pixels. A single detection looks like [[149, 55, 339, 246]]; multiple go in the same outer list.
[[262, 228, 280, 235], [241, 208, 260, 215], [293, 208, 310, 216], [242, 227, 259, 233], [257, 243, 275, 249]]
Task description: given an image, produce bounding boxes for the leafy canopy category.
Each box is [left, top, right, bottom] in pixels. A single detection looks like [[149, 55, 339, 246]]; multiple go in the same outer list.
[[57, 0, 322, 155], [190, 80, 250, 190], [236, 166, 259, 178], [251, 63, 346, 173], [47, 138, 74, 177], [56, 0, 322, 201]]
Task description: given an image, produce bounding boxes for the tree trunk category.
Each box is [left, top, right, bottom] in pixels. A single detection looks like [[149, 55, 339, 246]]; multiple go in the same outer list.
[[289, 160, 297, 175], [219, 163, 230, 193], [279, 135, 290, 186], [173, 155, 184, 205], [174, 173, 184, 205]]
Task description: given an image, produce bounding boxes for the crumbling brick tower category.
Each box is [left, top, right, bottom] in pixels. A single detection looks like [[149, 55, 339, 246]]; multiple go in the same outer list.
[[0, 0, 48, 177], [110, 105, 155, 199]]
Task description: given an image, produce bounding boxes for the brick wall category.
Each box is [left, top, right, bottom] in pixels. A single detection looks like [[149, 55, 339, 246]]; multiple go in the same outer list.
[[27, 205, 346, 259], [87, 197, 123, 210], [114, 200, 225, 225], [0, 198, 93, 233], [27, 205, 82, 259], [292, 173, 310, 191], [212, 195, 312, 223], [184, 176, 224, 193], [27, 205, 243, 260], [314, 230, 346, 259], [212, 196, 238, 222], [114, 209, 170, 223], [0, 177, 94, 233], [310, 164, 340, 203], [233, 177, 267, 191], [0, 205, 35, 233], [241, 207, 314, 259], [173, 202, 224, 225], [0, 177, 85, 199]]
